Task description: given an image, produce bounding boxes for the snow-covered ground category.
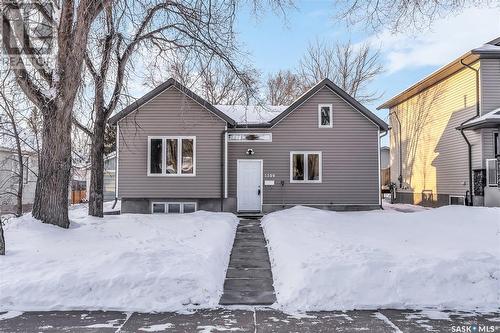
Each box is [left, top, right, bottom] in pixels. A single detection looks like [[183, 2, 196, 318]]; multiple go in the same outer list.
[[262, 205, 500, 312], [0, 206, 238, 312]]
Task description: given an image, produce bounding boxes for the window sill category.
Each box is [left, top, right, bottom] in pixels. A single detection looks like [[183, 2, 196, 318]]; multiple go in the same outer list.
[[290, 180, 322, 184], [147, 173, 196, 177]]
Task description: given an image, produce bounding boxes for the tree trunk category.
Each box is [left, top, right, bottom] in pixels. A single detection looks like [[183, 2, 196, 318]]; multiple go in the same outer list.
[[88, 108, 106, 217], [32, 107, 72, 228], [0, 221, 5, 255], [15, 157, 23, 217], [15, 144, 23, 218]]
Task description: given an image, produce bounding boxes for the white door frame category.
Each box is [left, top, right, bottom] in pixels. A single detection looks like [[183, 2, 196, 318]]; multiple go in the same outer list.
[[237, 159, 263, 212]]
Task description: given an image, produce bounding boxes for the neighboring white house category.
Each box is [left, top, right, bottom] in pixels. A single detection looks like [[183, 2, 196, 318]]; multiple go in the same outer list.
[[0, 147, 38, 214], [380, 146, 390, 170], [85, 152, 116, 202]]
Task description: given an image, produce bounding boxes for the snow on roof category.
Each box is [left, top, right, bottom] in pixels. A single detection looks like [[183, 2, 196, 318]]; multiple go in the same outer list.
[[215, 105, 288, 125], [472, 43, 500, 53], [461, 107, 500, 129]]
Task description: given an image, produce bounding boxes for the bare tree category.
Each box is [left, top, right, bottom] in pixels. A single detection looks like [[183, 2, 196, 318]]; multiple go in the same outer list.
[[335, 0, 490, 33], [143, 50, 261, 105], [0, 217, 4, 255], [81, 0, 291, 216], [390, 84, 445, 190], [0, 78, 24, 218], [1, 0, 109, 227], [198, 60, 260, 105], [266, 70, 303, 105], [299, 39, 383, 103], [143, 50, 197, 89], [0, 70, 38, 217]]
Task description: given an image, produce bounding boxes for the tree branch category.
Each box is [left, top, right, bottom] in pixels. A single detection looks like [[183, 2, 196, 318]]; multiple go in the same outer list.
[[73, 117, 93, 137]]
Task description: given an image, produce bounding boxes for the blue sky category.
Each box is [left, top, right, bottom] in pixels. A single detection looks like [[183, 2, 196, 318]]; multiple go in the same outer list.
[[234, 1, 500, 129]]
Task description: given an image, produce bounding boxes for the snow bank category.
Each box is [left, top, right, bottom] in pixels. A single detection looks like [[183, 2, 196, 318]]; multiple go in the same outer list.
[[262, 206, 500, 312], [0, 207, 238, 312]]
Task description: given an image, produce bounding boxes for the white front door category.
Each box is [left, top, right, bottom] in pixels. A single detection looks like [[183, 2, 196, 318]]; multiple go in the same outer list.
[[237, 159, 262, 212]]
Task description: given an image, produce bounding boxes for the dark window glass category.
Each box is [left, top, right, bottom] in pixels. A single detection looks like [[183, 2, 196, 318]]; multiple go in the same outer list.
[[183, 203, 196, 213], [495, 133, 499, 157], [150, 139, 162, 174], [308, 154, 320, 181], [292, 154, 304, 181], [168, 203, 181, 213], [181, 139, 194, 174], [486, 159, 498, 186], [321, 106, 331, 126], [152, 203, 165, 213], [450, 196, 465, 205], [166, 139, 178, 174]]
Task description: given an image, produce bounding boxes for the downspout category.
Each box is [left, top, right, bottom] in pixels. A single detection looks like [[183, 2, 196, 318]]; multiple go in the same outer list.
[[220, 127, 228, 212], [459, 59, 480, 206], [389, 110, 403, 188], [379, 130, 388, 208], [112, 123, 119, 210]]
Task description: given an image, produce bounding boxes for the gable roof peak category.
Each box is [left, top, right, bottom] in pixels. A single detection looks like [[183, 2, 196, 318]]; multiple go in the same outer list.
[[108, 77, 236, 125], [269, 77, 388, 131]]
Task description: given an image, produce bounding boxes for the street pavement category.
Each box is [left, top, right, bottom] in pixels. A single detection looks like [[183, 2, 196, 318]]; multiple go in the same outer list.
[[1, 308, 499, 332]]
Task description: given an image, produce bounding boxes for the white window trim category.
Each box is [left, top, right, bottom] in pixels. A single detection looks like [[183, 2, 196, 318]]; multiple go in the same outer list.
[[318, 104, 333, 128], [227, 133, 272, 142], [289, 151, 322, 184], [486, 158, 498, 187], [151, 201, 197, 214], [147, 136, 196, 177], [449, 195, 465, 205], [151, 202, 167, 214]]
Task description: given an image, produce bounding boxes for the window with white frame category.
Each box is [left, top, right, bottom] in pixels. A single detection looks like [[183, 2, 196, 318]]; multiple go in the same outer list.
[[152, 202, 166, 213], [290, 151, 322, 183], [148, 136, 196, 176], [486, 159, 498, 187], [318, 104, 332, 128], [151, 202, 197, 214]]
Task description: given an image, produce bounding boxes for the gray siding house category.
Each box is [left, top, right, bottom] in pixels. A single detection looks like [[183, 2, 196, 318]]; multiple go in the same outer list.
[[109, 78, 388, 214]]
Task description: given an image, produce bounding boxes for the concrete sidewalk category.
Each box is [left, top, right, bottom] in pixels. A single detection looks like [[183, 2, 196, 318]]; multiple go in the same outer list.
[[1, 308, 499, 332]]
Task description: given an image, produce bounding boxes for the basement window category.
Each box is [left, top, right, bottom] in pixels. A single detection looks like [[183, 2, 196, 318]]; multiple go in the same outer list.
[[151, 202, 197, 214], [449, 196, 465, 205]]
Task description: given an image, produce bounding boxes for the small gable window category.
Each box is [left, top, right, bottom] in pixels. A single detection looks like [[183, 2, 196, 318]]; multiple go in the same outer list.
[[318, 104, 332, 128]]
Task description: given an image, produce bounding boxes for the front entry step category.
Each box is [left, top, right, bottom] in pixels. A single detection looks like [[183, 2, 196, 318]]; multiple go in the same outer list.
[[236, 213, 264, 220], [219, 219, 276, 306]]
